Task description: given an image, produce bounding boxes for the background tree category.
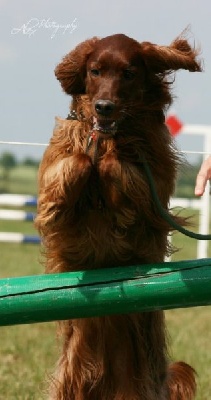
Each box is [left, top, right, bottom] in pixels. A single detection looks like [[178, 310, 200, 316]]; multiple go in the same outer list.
[[21, 157, 39, 167], [0, 151, 17, 182]]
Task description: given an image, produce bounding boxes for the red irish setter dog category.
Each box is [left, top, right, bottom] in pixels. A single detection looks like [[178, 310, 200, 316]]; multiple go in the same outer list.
[[35, 33, 202, 399]]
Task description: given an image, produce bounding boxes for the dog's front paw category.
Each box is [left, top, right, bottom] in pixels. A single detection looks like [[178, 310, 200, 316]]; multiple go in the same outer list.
[[40, 153, 93, 207], [71, 153, 93, 174], [99, 153, 121, 179], [98, 154, 125, 209], [64, 153, 93, 202]]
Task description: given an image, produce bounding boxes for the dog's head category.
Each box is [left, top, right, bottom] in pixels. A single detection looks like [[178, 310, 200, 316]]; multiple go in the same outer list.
[[55, 32, 202, 135]]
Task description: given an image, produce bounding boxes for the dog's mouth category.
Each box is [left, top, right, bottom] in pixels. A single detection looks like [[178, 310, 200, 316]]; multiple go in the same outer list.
[[92, 117, 117, 137]]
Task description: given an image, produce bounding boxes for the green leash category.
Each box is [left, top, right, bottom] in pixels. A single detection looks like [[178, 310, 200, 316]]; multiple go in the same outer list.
[[143, 161, 211, 241]]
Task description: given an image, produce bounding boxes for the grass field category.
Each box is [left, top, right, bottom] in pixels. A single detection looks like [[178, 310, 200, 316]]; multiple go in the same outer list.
[[0, 166, 211, 399]]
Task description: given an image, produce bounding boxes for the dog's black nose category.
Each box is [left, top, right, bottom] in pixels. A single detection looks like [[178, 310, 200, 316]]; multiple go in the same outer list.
[[95, 100, 115, 116]]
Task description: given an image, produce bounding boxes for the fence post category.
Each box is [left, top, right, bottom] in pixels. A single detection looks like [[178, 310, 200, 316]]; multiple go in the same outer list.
[[198, 130, 211, 258]]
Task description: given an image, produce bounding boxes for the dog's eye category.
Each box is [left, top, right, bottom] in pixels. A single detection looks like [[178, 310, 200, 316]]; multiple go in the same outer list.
[[90, 69, 100, 76], [123, 69, 135, 80]]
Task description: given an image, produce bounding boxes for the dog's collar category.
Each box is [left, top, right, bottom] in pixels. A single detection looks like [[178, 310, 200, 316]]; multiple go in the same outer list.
[[66, 110, 78, 120]]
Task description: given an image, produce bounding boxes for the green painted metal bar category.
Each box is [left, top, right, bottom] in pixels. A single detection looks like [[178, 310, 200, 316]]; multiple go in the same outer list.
[[0, 258, 211, 327]]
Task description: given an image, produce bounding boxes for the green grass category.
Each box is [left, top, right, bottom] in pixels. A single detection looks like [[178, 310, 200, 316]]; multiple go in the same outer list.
[[0, 166, 210, 399], [166, 307, 211, 400], [0, 322, 57, 399]]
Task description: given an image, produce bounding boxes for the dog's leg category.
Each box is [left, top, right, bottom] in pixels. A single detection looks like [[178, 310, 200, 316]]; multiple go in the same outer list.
[[48, 313, 172, 400], [36, 153, 92, 229]]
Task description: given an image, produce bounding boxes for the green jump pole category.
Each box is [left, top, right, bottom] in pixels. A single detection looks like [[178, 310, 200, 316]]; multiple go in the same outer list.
[[0, 258, 211, 327]]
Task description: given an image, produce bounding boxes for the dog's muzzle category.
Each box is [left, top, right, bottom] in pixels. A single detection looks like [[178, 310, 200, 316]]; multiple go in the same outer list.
[[93, 99, 117, 137], [92, 116, 117, 136]]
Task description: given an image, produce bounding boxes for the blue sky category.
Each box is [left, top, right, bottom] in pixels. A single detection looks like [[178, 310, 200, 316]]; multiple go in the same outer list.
[[1, 0, 211, 161]]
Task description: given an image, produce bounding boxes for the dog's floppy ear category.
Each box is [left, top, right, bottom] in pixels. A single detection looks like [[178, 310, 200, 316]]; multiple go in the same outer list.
[[140, 33, 202, 74], [55, 37, 99, 95]]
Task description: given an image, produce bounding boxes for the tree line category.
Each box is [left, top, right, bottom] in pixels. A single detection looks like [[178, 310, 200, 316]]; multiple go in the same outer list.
[[0, 152, 39, 169], [0, 151, 39, 182]]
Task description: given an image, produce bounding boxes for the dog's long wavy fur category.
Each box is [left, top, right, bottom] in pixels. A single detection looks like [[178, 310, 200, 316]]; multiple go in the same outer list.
[[35, 32, 202, 399]]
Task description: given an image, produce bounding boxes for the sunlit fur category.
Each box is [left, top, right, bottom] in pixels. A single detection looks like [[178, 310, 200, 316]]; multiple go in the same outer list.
[[35, 32, 202, 400]]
